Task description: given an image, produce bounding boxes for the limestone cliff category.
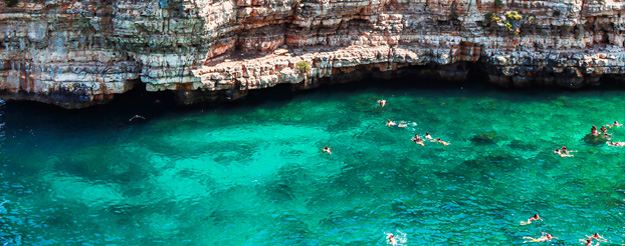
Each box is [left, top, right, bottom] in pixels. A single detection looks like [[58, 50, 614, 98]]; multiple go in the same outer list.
[[1, 0, 625, 108]]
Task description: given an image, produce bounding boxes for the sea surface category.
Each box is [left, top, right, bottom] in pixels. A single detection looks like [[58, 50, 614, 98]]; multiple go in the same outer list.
[[1, 80, 624, 245]]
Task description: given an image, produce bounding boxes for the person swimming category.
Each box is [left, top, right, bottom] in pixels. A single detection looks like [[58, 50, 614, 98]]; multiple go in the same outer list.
[[387, 233, 398, 246], [323, 147, 332, 154], [555, 148, 574, 157], [609, 141, 625, 147], [412, 134, 425, 146], [425, 132, 434, 141], [580, 233, 607, 245], [523, 233, 557, 243], [600, 125, 608, 133], [520, 214, 543, 225], [603, 132, 611, 140], [378, 99, 387, 107], [609, 121, 622, 128], [386, 120, 397, 127], [589, 233, 607, 242], [436, 138, 450, 146]]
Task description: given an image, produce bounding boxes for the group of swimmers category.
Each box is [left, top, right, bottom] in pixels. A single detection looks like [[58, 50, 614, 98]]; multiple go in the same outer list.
[[411, 133, 450, 146], [518, 214, 607, 245], [554, 121, 623, 157], [593, 121, 625, 147]]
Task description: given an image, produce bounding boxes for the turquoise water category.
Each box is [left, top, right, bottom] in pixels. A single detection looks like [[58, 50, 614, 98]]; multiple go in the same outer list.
[[1, 81, 625, 245]]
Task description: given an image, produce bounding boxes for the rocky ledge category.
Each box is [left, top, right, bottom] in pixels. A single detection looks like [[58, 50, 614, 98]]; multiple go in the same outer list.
[[2, 0, 625, 108]]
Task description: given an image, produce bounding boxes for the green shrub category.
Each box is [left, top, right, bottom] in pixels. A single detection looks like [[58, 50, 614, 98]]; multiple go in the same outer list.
[[450, 13, 458, 20], [495, 0, 504, 7], [295, 61, 311, 75], [553, 10, 561, 17], [485, 12, 501, 22], [5, 0, 18, 7], [505, 11, 522, 21]]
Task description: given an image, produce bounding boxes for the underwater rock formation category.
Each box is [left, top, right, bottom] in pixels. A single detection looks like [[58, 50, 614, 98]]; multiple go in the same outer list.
[[3, 0, 625, 108]]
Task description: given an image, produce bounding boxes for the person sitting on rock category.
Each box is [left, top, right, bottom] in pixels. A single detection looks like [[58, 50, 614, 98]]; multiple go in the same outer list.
[[600, 125, 608, 133], [609, 121, 622, 128], [591, 125, 599, 136]]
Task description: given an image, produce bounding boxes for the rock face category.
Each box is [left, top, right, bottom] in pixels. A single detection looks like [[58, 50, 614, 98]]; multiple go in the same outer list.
[[2, 0, 625, 108]]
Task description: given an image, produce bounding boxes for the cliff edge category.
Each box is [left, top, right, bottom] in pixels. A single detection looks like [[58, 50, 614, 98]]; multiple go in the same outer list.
[[1, 0, 624, 108]]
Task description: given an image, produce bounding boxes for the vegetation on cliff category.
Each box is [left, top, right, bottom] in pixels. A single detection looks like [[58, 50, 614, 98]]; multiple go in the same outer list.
[[296, 61, 311, 75]]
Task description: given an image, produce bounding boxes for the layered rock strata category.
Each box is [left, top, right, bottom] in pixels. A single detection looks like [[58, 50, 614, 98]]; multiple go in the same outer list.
[[2, 0, 625, 108]]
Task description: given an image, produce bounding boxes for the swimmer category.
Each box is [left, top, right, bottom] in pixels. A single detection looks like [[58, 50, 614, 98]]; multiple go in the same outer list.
[[412, 134, 425, 146], [587, 233, 607, 242], [603, 132, 611, 140], [378, 99, 387, 107], [609, 121, 622, 128], [580, 238, 599, 246], [523, 233, 557, 243], [323, 147, 332, 154], [520, 214, 543, 225], [397, 123, 408, 128], [600, 125, 608, 133], [609, 141, 625, 147], [425, 132, 435, 142], [436, 138, 450, 146], [129, 115, 146, 121], [386, 120, 397, 127], [387, 233, 398, 246]]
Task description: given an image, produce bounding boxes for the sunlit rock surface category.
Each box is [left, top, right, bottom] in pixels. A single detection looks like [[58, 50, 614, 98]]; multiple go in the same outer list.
[[2, 0, 625, 108]]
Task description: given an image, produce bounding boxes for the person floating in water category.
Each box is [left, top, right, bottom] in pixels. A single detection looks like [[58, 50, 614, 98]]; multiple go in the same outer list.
[[412, 134, 425, 146], [436, 138, 450, 146], [386, 120, 407, 128], [425, 132, 435, 142], [378, 99, 387, 107], [129, 115, 146, 122], [609, 121, 622, 128], [323, 147, 332, 154], [591, 125, 599, 137], [520, 214, 543, 225], [608, 141, 625, 147], [387, 233, 398, 246], [554, 148, 574, 157], [523, 233, 557, 243], [603, 132, 611, 140], [580, 233, 607, 246]]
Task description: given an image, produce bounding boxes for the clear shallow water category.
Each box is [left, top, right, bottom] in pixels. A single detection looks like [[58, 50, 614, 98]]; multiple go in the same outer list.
[[1, 81, 625, 245]]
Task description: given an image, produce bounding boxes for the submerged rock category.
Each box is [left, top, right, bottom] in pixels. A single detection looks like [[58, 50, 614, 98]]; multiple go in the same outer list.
[[583, 133, 611, 145], [470, 131, 497, 145]]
